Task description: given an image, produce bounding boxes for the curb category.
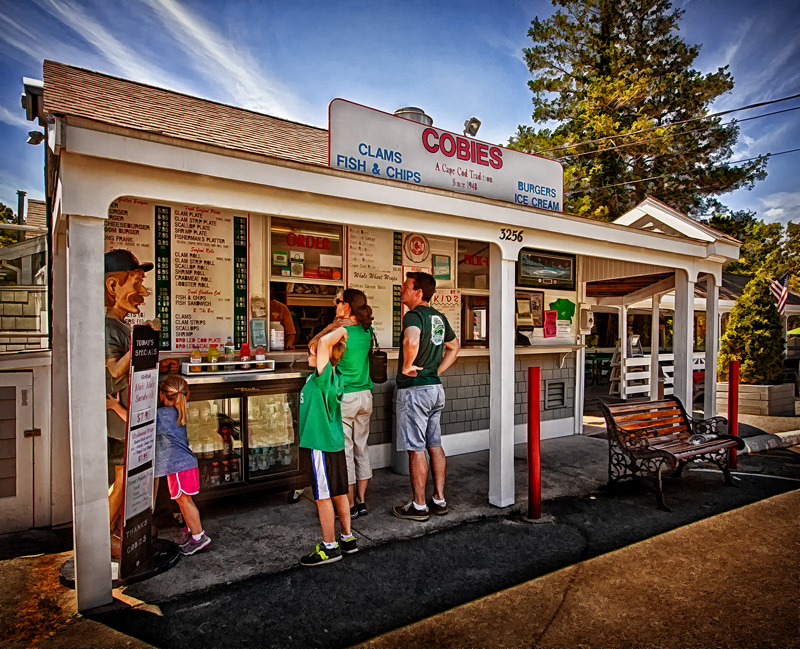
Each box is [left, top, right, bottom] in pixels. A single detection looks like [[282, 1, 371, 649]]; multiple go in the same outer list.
[[739, 431, 800, 455]]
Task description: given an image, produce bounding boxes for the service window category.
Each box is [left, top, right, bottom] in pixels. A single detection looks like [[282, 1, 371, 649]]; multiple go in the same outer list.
[[457, 239, 490, 345]]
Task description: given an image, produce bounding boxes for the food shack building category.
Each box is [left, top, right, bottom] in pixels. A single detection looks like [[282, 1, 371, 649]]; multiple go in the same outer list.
[[17, 61, 739, 608]]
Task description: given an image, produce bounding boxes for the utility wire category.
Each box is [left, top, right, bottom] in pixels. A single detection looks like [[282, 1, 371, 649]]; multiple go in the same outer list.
[[535, 92, 800, 155], [564, 147, 800, 194], [557, 105, 800, 160]]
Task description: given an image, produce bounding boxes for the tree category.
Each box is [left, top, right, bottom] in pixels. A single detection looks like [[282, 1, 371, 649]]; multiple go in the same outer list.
[[718, 275, 784, 385], [0, 203, 19, 248], [510, 0, 767, 221]]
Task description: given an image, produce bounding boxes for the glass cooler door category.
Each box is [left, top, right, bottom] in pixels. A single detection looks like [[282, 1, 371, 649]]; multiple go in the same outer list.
[[186, 397, 244, 489], [246, 392, 300, 478]]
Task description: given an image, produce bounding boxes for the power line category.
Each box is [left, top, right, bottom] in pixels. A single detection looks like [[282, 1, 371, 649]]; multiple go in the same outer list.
[[564, 147, 800, 194], [557, 105, 800, 160], [535, 92, 800, 155]]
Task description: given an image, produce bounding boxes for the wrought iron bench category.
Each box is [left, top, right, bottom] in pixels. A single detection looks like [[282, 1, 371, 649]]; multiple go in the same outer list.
[[599, 396, 745, 511]]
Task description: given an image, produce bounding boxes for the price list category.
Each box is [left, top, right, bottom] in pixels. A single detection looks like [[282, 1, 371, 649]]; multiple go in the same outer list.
[[233, 216, 248, 347], [154, 205, 171, 349]]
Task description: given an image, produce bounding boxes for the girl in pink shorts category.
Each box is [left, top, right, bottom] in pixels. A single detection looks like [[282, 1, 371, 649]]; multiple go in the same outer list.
[[156, 374, 210, 555]]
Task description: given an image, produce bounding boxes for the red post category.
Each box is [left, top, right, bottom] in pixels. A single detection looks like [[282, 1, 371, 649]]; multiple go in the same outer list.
[[527, 366, 541, 519], [727, 360, 740, 469]]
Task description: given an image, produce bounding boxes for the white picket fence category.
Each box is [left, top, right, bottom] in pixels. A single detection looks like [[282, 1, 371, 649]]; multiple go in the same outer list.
[[608, 352, 706, 399]]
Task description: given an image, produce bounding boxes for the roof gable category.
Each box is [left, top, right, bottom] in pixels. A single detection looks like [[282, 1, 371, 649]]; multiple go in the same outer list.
[[614, 196, 738, 245]]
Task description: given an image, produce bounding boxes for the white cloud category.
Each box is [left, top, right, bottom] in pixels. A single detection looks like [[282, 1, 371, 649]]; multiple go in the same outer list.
[[30, 0, 196, 94], [140, 0, 306, 120], [0, 105, 30, 129], [760, 191, 800, 225]]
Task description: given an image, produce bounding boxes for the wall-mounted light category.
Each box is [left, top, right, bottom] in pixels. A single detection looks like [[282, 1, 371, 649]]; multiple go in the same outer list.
[[463, 117, 481, 137], [26, 131, 45, 145]]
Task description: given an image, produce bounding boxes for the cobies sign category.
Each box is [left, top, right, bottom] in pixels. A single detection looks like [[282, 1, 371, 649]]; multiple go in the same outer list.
[[329, 99, 563, 211]]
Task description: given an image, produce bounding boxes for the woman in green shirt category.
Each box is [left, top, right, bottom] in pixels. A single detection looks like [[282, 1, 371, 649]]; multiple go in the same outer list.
[[309, 288, 375, 518]]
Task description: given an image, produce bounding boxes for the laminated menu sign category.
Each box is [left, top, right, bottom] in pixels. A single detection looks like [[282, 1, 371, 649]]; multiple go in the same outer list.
[[169, 206, 240, 350], [347, 226, 403, 348], [120, 324, 159, 579], [430, 289, 461, 341]]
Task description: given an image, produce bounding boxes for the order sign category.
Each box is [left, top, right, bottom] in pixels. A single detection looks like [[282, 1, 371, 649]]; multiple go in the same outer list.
[[329, 99, 564, 211]]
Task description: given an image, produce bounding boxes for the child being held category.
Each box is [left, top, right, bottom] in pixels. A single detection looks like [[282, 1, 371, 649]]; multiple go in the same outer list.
[[298, 326, 357, 566], [156, 374, 211, 555]]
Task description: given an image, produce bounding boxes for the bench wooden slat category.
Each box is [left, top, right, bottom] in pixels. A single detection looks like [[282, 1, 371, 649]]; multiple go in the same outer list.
[[612, 409, 683, 424]]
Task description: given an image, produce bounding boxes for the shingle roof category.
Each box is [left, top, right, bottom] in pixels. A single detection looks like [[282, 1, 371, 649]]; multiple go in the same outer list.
[[42, 60, 328, 166], [695, 272, 800, 305], [25, 199, 46, 231]]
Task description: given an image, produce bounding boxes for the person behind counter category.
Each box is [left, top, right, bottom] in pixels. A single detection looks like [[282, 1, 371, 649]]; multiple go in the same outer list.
[[155, 374, 211, 556], [268, 283, 297, 350], [299, 326, 358, 566], [309, 289, 375, 518]]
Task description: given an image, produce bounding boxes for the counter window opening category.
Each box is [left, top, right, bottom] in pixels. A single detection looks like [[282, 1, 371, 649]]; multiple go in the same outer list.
[[268, 217, 344, 350], [456, 239, 490, 345]]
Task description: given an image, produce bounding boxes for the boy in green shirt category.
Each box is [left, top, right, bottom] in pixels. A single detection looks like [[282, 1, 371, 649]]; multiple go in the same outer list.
[[298, 326, 359, 566]]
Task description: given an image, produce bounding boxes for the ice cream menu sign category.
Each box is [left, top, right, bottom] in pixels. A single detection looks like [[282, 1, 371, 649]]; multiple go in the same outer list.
[[347, 226, 403, 348]]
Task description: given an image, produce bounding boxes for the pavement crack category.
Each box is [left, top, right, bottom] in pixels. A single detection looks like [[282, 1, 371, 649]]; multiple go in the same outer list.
[[532, 565, 582, 646]]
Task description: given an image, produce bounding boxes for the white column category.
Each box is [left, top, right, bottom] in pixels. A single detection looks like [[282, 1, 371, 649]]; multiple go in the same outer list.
[[650, 295, 661, 398], [66, 215, 113, 611], [673, 270, 695, 408], [704, 275, 719, 416], [619, 306, 628, 399], [489, 246, 515, 507]]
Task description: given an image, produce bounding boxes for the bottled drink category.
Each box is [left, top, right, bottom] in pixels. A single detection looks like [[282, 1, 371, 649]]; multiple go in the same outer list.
[[230, 457, 241, 482], [239, 343, 251, 370], [224, 336, 235, 363], [190, 345, 202, 372], [248, 448, 258, 472], [210, 461, 221, 486], [208, 344, 219, 371], [222, 460, 231, 482], [255, 345, 266, 369]]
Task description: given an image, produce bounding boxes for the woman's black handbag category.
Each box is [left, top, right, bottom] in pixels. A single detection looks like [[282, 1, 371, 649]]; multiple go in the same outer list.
[[368, 328, 388, 384]]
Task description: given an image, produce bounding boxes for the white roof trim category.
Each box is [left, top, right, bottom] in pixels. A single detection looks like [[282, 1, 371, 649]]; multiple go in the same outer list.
[[614, 197, 718, 243]]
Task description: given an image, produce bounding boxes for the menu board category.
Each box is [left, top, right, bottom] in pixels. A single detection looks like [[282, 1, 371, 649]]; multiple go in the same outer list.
[[347, 226, 403, 348], [105, 198, 156, 327], [105, 199, 247, 351], [430, 288, 462, 341]]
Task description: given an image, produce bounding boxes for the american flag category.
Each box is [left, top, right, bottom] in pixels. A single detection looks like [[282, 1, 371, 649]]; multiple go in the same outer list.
[[770, 271, 790, 317]]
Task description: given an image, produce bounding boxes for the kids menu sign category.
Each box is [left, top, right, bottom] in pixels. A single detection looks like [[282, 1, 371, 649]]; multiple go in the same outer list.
[[105, 199, 248, 350]]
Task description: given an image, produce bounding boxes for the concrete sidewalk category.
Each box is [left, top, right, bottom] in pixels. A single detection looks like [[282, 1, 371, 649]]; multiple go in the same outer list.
[[355, 488, 800, 649]]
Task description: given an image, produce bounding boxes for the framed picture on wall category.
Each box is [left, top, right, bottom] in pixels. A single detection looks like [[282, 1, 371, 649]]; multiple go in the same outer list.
[[530, 291, 544, 327], [517, 248, 576, 290]]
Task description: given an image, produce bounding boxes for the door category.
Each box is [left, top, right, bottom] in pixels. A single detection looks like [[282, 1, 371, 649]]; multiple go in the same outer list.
[[0, 373, 34, 533]]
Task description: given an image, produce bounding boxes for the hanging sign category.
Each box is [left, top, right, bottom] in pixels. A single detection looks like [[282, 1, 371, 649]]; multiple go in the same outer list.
[[329, 99, 563, 210]]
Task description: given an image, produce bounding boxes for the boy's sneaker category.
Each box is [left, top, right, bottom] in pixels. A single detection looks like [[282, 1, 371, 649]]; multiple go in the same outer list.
[[427, 498, 448, 516], [180, 532, 211, 555], [392, 501, 430, 522], [300, 542, 342, 566], [340, 536, 359, 555], [355, 502, 368, 517]]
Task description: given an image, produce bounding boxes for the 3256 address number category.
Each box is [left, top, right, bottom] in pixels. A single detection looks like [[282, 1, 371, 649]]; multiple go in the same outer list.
[[499, 228, 524, 242]]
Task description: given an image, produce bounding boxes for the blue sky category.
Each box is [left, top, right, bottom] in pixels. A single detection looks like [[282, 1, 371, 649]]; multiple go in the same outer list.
[[1, 0, 798, 224]]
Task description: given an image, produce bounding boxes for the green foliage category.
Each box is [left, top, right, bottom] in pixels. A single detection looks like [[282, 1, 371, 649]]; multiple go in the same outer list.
[[0, 203, 19, 248], [509, 0, 767, 221], [718, 275, 785, 384], [705, 204, 797, 290]]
